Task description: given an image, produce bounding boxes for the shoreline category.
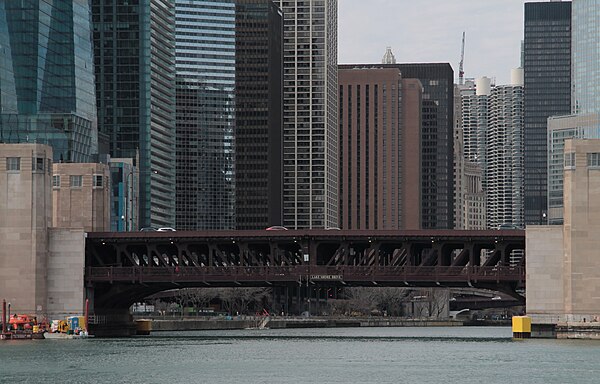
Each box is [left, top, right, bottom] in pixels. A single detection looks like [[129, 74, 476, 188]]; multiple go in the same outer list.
[[146, 317, 466, 332]]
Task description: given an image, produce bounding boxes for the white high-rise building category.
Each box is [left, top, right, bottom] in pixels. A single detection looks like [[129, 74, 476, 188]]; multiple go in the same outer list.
[[462, 77, 490, 170], [455, 79, 487, 230], [456, 71, 524, 230], [273, 0, 338, 229], [486, 69, 524, 229]]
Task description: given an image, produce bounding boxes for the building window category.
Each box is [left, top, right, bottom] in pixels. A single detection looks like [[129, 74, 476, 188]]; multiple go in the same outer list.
[[70, 175, 83, 188], [32, 157, 44, 172], [587, 152, 600, 168], [6, 157, 20, 171], [52, 175, 60, 188], [564, 152, 575, 169], [93, 174, 103, 188]]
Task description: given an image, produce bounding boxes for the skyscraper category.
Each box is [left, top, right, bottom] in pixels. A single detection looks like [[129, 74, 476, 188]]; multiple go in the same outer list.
[[461, 78, 490, 171], [234, 0, 283, 229], [572, 0, 600, 115], [456, 71, 524, 230], [486, 70, 525, 229], [92, 0, 176, 228], [523, 1, 571, 225], [338, 66, 422, 229], [174, 0, 283, 231], [274, 0, 338, 229], [0, 1, 98, 163], [175, 0, 236, 230], [455, 78, 488, 230], [547, 113, 600, 225], [543, 0, 600, 226], [338, 60, 453, 229], [396, 63, 455, 229]]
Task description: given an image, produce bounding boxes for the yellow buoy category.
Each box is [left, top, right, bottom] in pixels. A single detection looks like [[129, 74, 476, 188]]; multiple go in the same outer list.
[[512, 316, 531, 339]]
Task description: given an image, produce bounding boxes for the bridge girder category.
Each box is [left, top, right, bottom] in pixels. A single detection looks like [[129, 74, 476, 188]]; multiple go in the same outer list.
[[85, 230, 525, 310]]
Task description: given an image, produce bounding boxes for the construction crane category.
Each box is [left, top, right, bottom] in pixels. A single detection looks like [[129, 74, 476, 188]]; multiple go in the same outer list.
[[459, 32, 465, 85]]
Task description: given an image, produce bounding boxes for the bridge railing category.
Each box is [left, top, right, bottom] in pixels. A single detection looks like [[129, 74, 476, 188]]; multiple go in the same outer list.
[[86, 265, 523, 284]]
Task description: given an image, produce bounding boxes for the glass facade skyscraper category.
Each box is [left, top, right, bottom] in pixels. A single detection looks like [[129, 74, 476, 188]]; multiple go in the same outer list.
[[0, 0, 98, 163], [174, 0, 283, 230], [523, 1, 571, 225], [234, 0, 283, 230], [175, 0, 236, 230], [92, 0, 176, 228], [572, 0, 600, 115], [543, 0, 600, 226], [396, 64, 455, 230]]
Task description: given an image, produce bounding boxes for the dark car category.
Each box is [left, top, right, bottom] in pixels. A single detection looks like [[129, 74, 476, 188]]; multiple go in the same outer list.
[[140, 227, 157, 232]]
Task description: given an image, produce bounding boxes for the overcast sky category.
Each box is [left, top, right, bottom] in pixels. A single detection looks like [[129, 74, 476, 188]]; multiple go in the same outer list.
[[338, 0, 528, 85]]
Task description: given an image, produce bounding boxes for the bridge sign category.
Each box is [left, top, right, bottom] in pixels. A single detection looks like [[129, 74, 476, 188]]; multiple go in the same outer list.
[[310, 274, 343, 281]]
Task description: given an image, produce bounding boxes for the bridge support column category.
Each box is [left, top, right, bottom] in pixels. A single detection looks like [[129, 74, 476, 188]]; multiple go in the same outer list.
[[88, 307, 136, 337]]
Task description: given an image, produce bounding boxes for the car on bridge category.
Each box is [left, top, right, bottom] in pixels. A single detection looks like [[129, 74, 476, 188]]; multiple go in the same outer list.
[[266, 226, 288, 231], [497, 223, 520, 230]]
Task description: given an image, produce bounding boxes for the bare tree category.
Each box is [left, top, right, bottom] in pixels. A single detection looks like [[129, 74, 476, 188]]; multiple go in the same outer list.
[[427, 288, 449, 319], [237, 288, 271, 315], [218, 288, 237, 315], [345, 288, 377, 315], [175, 289, 191, 317], [374, 287, 411, 316], [215, 287, 272, 316], [186, 288, 214, 316]]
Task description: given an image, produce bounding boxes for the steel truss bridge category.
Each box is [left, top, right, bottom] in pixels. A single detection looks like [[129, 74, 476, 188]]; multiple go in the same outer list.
[[85, 229, 526, 311]]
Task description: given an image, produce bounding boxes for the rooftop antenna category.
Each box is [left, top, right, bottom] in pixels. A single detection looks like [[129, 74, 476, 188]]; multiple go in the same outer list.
[[459, 32, 465, 85]]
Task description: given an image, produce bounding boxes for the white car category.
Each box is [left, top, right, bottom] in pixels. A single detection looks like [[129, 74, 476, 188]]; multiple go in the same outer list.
[[157, 227, 176, 232]]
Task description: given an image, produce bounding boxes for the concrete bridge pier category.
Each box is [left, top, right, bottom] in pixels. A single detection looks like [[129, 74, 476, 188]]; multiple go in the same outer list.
[[86, 286, 137, 337], [89, 307, 137, 337]]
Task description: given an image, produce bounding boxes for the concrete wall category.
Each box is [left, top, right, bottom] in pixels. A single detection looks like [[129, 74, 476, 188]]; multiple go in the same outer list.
[[563, 139, 600, 319], [47, 228, 86, 319], [526, 226, 564, 321], [53, 163, 110, 232], [528, 139, 600, 324], [0, 144, 53, 315]]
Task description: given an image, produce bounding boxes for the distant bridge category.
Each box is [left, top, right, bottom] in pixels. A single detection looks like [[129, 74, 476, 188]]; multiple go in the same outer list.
[[85, 229, 526, 312]]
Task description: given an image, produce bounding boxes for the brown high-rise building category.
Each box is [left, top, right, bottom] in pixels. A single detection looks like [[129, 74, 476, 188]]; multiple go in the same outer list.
[[338, 67, 422, 229]]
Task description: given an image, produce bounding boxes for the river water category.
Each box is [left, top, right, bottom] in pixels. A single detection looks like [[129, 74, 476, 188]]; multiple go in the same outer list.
[[1, 326, 600, 383]]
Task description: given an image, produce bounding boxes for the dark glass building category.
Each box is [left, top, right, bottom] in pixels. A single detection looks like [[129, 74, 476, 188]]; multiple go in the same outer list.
[[523, 1, 571, 225], [0, 1, 98, 162], [397, 64, 455, 229], [175, 0, 236, 230], [174, 0, 283, 230], [234, 0, 283, 230], [92, 0, 176, 228]]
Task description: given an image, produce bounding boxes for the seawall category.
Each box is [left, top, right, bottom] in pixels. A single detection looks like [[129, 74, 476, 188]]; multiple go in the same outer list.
[[149, 317, 463, 331]]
